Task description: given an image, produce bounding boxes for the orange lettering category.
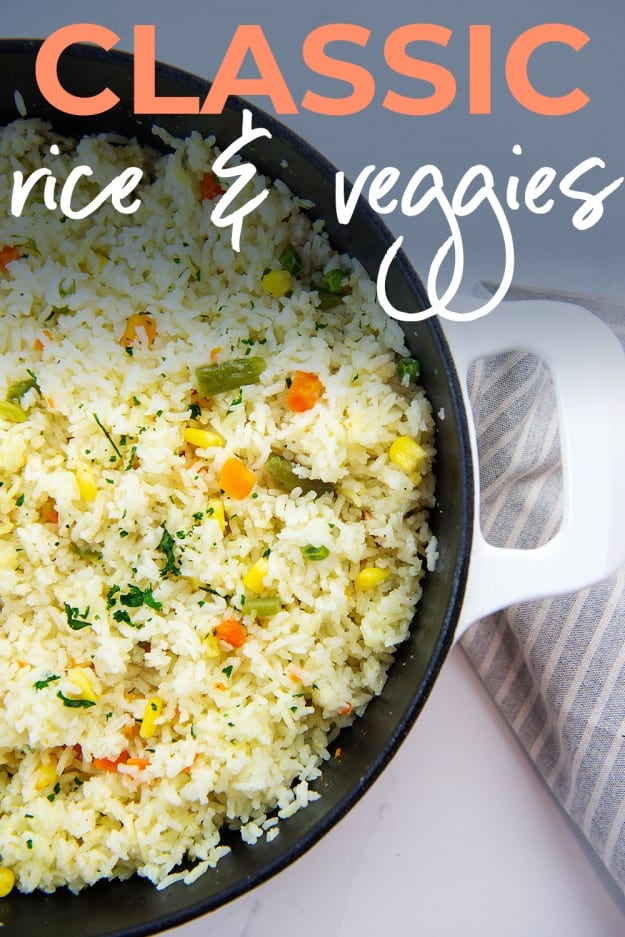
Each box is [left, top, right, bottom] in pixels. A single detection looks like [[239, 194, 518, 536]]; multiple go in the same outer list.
[[36, 23, 119, 116], [202, 25, 297, 114], [302, 24, 374, 116], [383, 24, 456, 116], [506, 24, 590, 115]]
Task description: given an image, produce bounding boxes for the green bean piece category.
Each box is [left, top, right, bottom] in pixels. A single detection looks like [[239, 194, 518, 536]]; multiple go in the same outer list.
[[244, 596, 282, 617], [264, 453, 334, 497], [397, 357, 421, 383], [279, 247, 303, 276], [6, 377, 38, 403], [301, 544, 330, 561], [195, 357, 266, 397], [0, 400, 27, 423], [315, 289, 345, 310]]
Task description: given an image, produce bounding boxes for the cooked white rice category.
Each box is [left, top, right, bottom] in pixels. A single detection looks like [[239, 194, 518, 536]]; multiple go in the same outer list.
[[0, 119, 436, 893]]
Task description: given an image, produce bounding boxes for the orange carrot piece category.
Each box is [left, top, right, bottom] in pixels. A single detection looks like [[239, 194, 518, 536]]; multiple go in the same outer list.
[[41, 498, 59, 525], [200, 171, 224, 201], [122, 723, 136, 739], [126, 756, 150, 770], [286, 371, 324, 412], [93, 751, 129, 773], [215, 618, 247, 648], [218, 457, 256, 499], [0, 245, 20, 273], [339, 701, 353, 716], [120, 313, 157, 349]]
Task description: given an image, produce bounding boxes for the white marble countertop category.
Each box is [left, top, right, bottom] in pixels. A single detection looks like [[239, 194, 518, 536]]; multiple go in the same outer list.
[[169, 647, 625, 937], [3, 2, 625, 933]]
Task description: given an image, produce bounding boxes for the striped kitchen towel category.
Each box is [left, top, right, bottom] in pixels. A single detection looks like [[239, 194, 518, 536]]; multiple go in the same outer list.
[[460, 282, 625, 893]]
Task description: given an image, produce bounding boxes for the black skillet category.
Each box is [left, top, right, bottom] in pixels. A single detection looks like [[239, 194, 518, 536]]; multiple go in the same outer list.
[[0, 39, 472, 937]]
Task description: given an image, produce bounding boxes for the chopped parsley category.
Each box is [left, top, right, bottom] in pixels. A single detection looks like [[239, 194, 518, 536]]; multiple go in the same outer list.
[[57, 691, 96, 708], [64, 603, 92, 630], [120, 584, 162, 611], [33, 674, 61, 690], [222, 665, 233, 678], [15, 493, 24, 507], [93, 413, 122, 459], [157, 525, 181, 577]]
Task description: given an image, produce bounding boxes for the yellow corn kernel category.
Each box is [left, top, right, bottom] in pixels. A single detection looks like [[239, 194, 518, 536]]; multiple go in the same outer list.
[[207, 498, 226, 533], [388, 436, 426, 476], [242, 557, 269, 594], [66, 666, 99, 703], [34, 760, 57, 791], [140, 696, 163, 740], [261, 269, 292, 298], [183, 427, 225, 449], [76, 465, 97, 502], [0, 867, 15, 898], [355, 567, 390, 591], [204, 632, 221, 658]]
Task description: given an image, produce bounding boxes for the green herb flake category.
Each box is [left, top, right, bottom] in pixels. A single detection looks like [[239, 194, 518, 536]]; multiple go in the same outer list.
[[15, 493, 24, 506], [157, 525, 181, 578], [222, 665, 233, 678], [33, 674, 61, 690], [106, 585, 120, 608], [57, 691, 96, 708], [64, 603, 92, 631], [93, 413, 122, 459], [26, 839, 33, 849], [120, 584, 162, 611]]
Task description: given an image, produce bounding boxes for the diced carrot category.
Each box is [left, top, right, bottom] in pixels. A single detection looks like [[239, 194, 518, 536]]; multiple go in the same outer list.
[[218, 457, 256, 499], [34, 328, 54, 352], [200, 171, 224, 201], [123, 723, 136, 739], [120, 313, 157, 349], [41, 498, 59, 525], [0, 245, 20, 273], [286, 371, 324, 412], [93, 751, 129, 773], [15, 659, 27, 668], [214, 618, 247, 648], [339, 701, 353, 716], [213, 682, 227, 691], [126, 757, 150, 770]]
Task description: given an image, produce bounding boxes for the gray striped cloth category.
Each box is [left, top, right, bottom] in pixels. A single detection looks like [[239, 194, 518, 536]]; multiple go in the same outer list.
[[460, 282, 625, 893]]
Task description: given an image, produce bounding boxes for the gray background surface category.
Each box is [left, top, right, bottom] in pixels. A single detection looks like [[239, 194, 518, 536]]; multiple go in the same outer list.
[[3, 0, 624, 299]]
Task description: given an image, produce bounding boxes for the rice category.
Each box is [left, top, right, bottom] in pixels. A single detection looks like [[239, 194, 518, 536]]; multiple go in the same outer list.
[[0, 119, 436, 893]]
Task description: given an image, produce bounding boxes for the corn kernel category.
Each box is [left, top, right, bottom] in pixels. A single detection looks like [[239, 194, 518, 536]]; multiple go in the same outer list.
[[140, 696, 163, 740], [0, 867, 15, 897], [34, 760, 57, 791], [204, 633, 221, 658], [183, 427, 225, 449], [242, 557, 269, 594], [76, 465, 97, 502], [355, 567, 390, 591], [66, 666, 99, 703], [207, 498, 226, 533], [261, 269, 292, 298], [388, 436, 426, 476]]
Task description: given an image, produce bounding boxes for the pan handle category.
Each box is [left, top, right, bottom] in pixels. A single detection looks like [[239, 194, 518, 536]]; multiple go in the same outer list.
[[440, 298, 625, 642]]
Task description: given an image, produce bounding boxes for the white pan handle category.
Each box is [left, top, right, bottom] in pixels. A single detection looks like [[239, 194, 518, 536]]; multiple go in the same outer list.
[[440, 298, 625, 642]]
